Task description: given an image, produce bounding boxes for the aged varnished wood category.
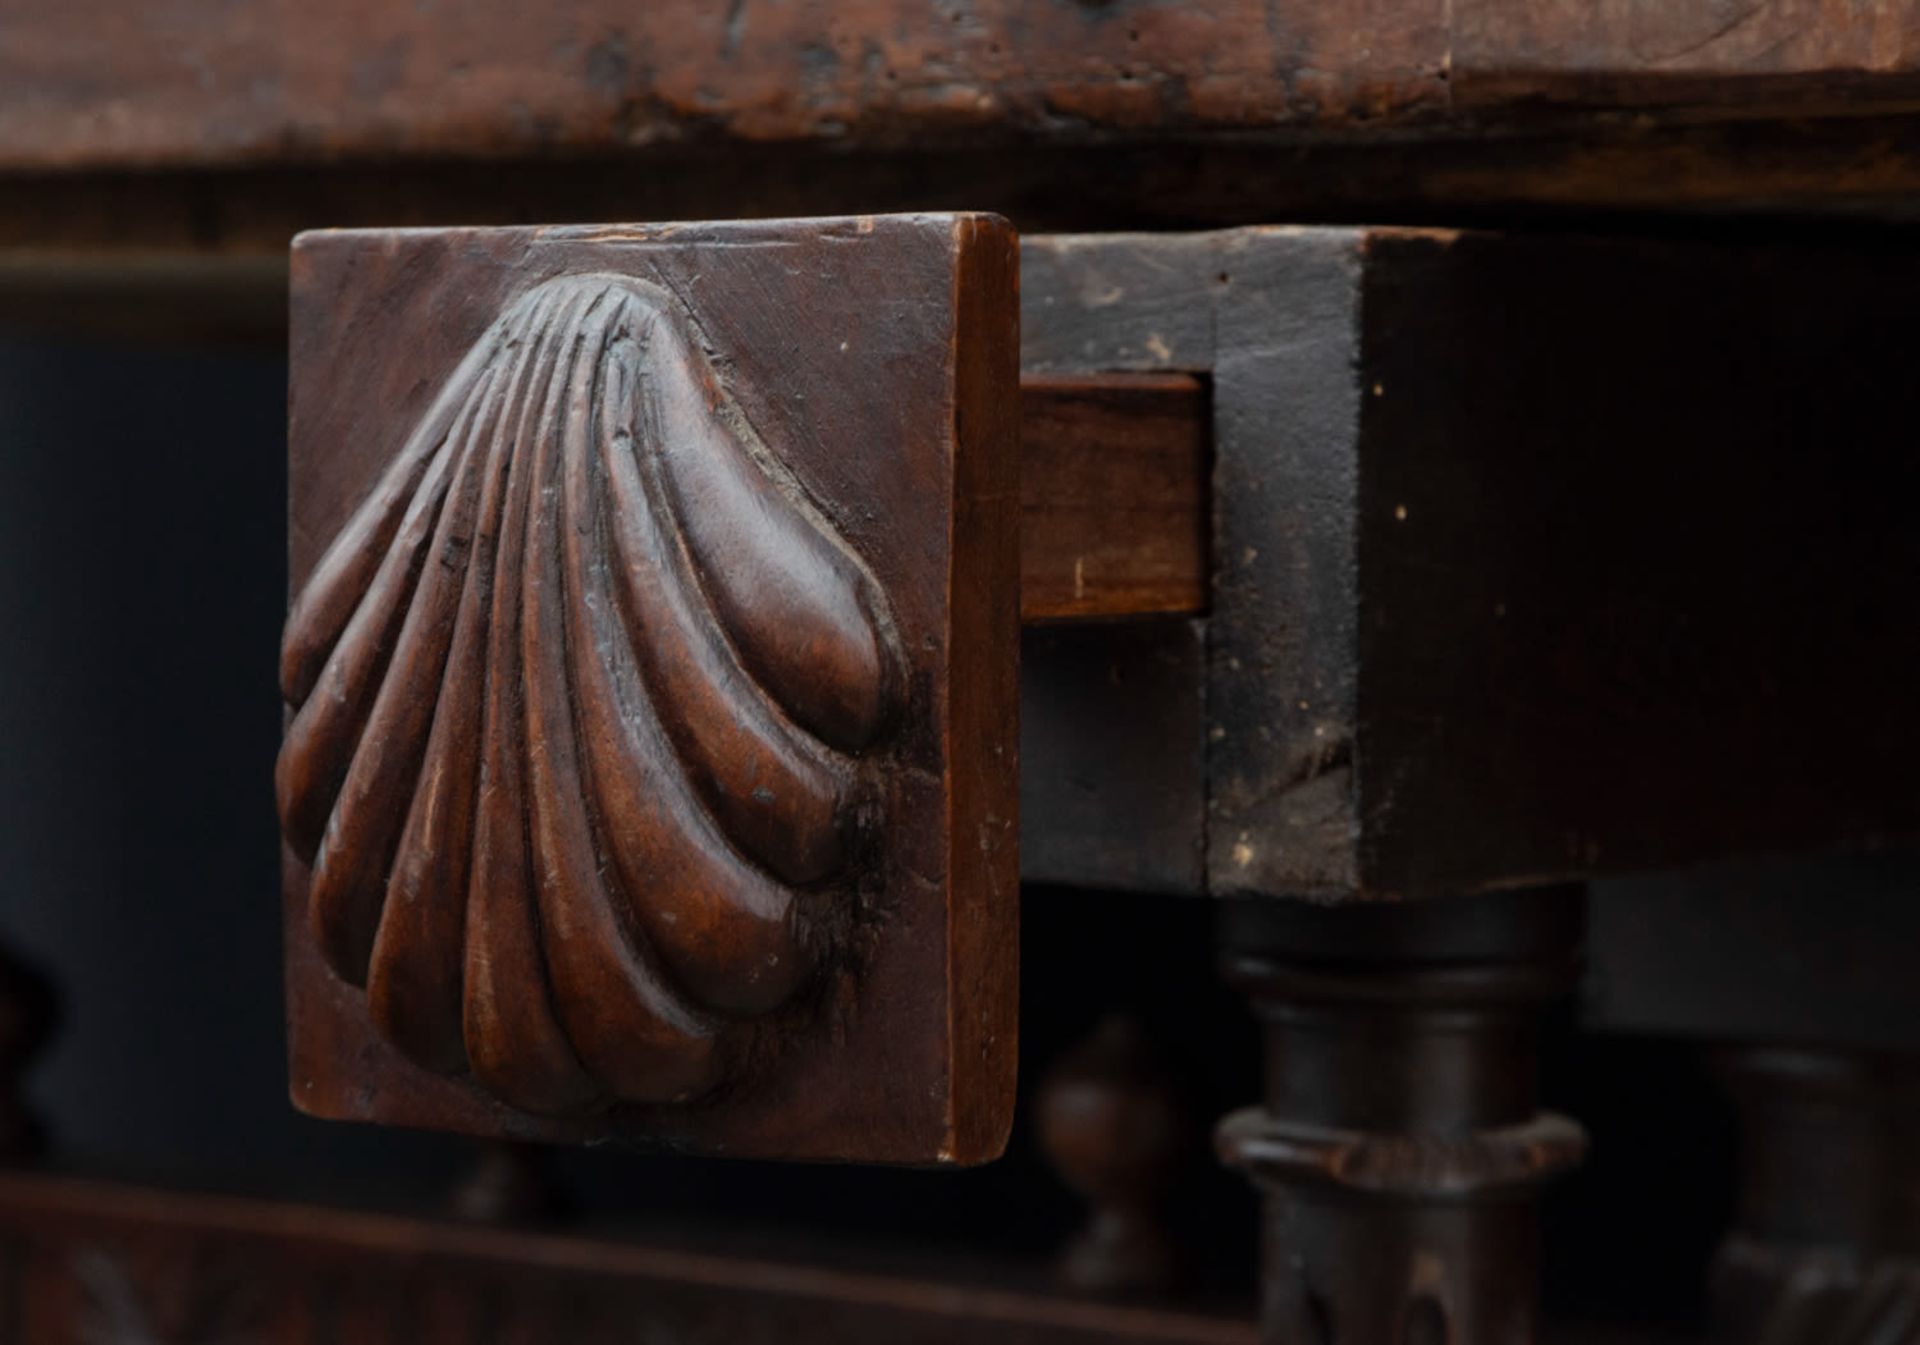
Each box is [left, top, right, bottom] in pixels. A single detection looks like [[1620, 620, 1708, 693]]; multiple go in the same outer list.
[[1019, 375, 1207, 623], [0, 1172, 1257, 1345], [283, 214, 1018, 1162], [281, 271, 909, 1108], [1217, 889, 1587, 1345], [66, 227, 1920, 919], [10, 2, 1920, 276], [6, 0, 1920, 172]]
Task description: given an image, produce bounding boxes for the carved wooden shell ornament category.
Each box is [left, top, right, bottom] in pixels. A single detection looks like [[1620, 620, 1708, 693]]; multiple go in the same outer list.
[[276, 273, 901, 1117]]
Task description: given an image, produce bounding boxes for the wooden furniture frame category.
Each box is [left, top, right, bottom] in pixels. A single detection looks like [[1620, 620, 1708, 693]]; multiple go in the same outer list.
[[257, 218, 1920, 1339], [5, 4, 1920, 1335]]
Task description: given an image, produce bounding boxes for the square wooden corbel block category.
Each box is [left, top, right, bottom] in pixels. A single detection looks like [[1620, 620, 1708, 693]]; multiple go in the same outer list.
[[280, 215, 1019, 1163]]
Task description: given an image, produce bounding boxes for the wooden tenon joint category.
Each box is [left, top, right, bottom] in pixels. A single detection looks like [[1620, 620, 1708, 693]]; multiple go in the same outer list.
[[1017, 372, 1208, 623]]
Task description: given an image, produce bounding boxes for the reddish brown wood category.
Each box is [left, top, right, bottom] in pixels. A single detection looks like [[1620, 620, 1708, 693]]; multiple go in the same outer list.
[[1020, 375, 1208, 623], [283, 213, 1019, 1163], [0, 0, 1425, 170], [1452, 1, 1920, 116], [3, 1, 1918, 175], [0, 1172, 1257, 1345]]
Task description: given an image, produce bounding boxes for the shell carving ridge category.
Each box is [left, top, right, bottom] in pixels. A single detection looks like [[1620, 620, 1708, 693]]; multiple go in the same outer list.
[[278, 274, 901, 1115]]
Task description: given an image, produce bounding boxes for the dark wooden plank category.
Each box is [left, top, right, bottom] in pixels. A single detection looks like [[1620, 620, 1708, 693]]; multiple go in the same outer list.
[[0, 1172, 1258, 1345], [15, 125, 1920, 269], [1020, 374, 1208, 623], [4, 0, 1919, 173], [282, 214, 1019, 1161]]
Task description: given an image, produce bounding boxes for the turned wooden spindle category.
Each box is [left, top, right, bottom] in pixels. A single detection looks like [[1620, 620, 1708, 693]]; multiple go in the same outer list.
[[1711, 1047, 1920, 1344], [1036, 1015, 1190, 1297], [1216, 888, 1587, 1345]]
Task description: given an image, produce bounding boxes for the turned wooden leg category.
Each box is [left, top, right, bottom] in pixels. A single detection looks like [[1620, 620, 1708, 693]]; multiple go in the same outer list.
[[1712, 1047, 1920, 1343], [1215, 888, 1586, 1345]]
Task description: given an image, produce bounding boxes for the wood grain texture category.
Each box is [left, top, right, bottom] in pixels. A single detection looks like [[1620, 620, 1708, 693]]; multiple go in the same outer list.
[[1013, 235, 1218, 898], [0, 0, 1441, 172], [1019, 375, 1208, 623], [283, 213, 1018, 1161], [0, 1173, 1258, 1345], [4, 0, 1920, 173], [1208, 230, 1365, 898], [1453, 0, 1920, 113]]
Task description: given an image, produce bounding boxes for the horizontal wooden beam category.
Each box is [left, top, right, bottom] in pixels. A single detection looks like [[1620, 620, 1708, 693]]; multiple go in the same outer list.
[[10, 119, 1920, 262], [0, 1172, 1256, 1345], [4, 1, 1919, 173]]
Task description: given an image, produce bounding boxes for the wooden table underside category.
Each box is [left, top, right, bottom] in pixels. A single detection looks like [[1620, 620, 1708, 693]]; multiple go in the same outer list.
[[5, 0, 1920, 252], [5, 0, 1920, 169]]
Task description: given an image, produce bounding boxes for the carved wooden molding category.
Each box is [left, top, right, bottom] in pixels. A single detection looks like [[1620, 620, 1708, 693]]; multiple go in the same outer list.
[[279, 272, 900, 1114], [282, 215, 1019, 1162]]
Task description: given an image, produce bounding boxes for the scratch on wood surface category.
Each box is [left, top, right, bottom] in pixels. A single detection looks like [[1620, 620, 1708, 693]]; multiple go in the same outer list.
[[1640, 1, 1774, 64]]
